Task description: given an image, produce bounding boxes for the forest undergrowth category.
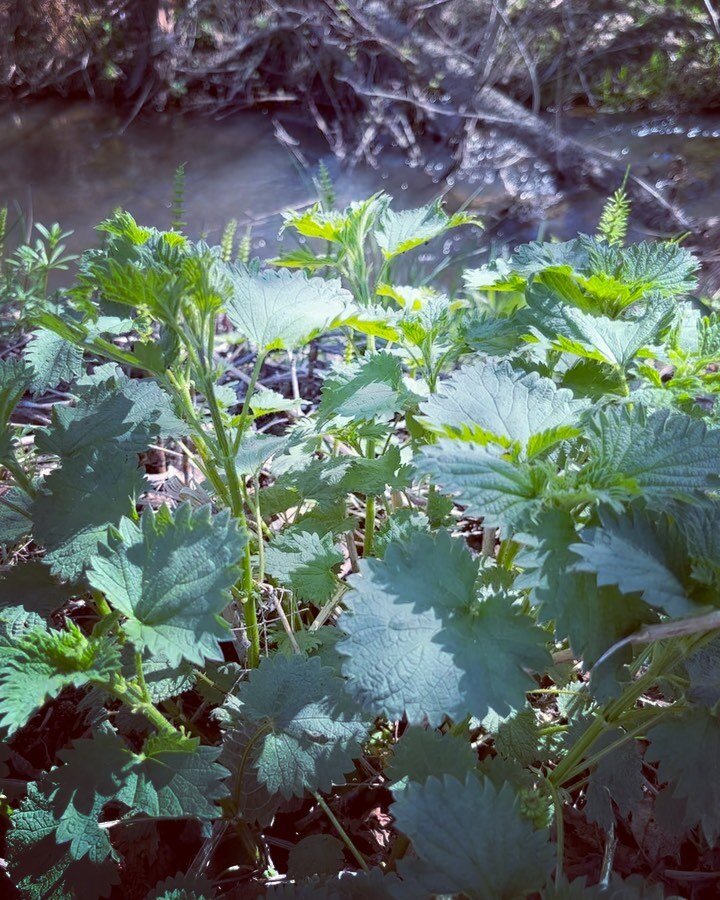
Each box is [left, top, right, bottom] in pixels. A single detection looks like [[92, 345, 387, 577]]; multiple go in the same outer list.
[[1, 183, 720, 897]]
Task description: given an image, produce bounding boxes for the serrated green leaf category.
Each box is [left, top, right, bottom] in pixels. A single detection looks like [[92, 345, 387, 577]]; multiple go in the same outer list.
[[685, 636, 720, 707], [493, 707, 542, 767], [416, 440, 543, 531], [25, 328, 83, 394], [421, 359, 586, 452], [6, 783, 120, 899], [515, 510, 655, 665], [0, 560, 78, 619], [0, 485, 33, 547], [0, 358, 31, 431], [393, 775, 554, 899], [145, 872, 218, 899], [33, 446, 147, 580], [222, 654, 367, 800], [571, 508, 699, 618], [586, 407, 720, 503], [338, 531, 549, 725], [527, 285, 675, 368], [646, 707, 720, 843], [249, 388, 300, 415], [288, 834, 346, 880], [225, 267, 352, 351], [265, 529, 343, 603], [341, 446, 412, 495], [88, 504, 244, 666], [36, 367, 185, 457], [387, 726, 476, 791], [585, 729, 644, 830], [0, 621, 120, 734], [318, 352, 411, 423], [235, 432, 289, 475], [375, 200, 479, 259], [49, 729, 228, 857]]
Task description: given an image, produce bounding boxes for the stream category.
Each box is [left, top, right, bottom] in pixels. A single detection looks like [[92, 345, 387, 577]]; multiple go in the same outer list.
[[1, 99, 720, 278]]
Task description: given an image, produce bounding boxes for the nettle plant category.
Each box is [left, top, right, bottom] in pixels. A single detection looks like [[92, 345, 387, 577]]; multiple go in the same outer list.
[[0, 189, 718, 897]]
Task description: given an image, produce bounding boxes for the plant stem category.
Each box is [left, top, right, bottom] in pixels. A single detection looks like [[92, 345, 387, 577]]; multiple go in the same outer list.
[[549, 644, 682, 787], [313, 791, 369, 873]]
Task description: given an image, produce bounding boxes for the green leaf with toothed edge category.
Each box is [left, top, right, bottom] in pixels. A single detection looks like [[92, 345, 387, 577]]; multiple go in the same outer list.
[[515, 510, 656, 666], [374, 199, 479, 259], [337, 530, 549, 726], [225, 267, 353, 351], [526, 284, 676, 368], [393, 775, 555, 900], [420, 359, 587, 452], [88, 503, 245, 667], [585, 406, 720, 503], [387, 726, 477, 792], [646, 707, 720, 844], [33, 445, 147, 581], [6, 783, 120, 900], [264, 529, 343, 603], [25, 328, 83, 394], [416, 439, 544, 531], [0, 621, 121, 735], [145, 871, 218, 900], [221, 653, 368, 801], [571, 507, 699, 619], [36, 367, 185, 457]]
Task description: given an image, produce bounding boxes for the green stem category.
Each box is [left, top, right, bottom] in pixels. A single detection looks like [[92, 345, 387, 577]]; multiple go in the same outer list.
[[546, 779, 565, 882], [550, 644, 681, 788], [363, 437, 376, 557], [3, 454, 35, 498], [313, 791, 369, 873], [134, 651, 151, 703]]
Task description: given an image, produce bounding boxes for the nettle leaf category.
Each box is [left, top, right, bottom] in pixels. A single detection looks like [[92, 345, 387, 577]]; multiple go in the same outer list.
[[586, 407, 720, 503], [515, 510, 655, 665], [0, 560, 78, 619], [6, 783, 120, 899], [318, 352, 411, 423], [386, 726, 477, 791], [611, 240, 698, 296], [217, 714, 281, 826], [235, 432, 289, 476], [492, 706, 542, 767], [225, 267, 353, 351], [25, 328, 83, 394], [338, 531, 549, 725], [145, 872, 218, 900], [0, 622, 120, 735], [393, 775, 554, 899], [685, 636, 720, 707], [48, 730, 228, 855], [527, 285, 675, 368], [420, 359, 586, 453], [265, 529, 343, 603], [646, 707, 720, 843], [88, 504, 244, 666], [341, 446, 412, 495], [37, 367, 184, 457], [0, 486, 33, 547], [571, 508, 699, 619], [416, 440, 543, 531], [287, 834, 346, 881], [249, 388, 300, 416], [585, 729, 645, 830], [33, 446, 147, 580], [222, 654, 367, 800], [375, 200, 479, 259], [0, 358, 31, 432]]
